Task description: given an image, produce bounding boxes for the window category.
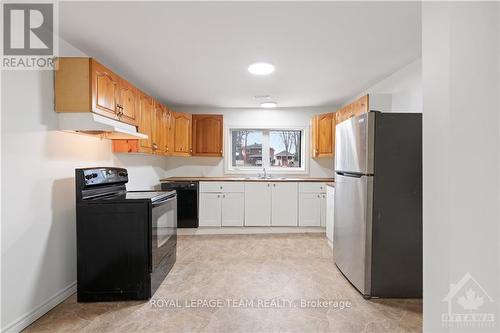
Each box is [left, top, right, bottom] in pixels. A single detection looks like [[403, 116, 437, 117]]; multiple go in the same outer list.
[[230, 130, 264, 167], [228, 127, 306, 173]]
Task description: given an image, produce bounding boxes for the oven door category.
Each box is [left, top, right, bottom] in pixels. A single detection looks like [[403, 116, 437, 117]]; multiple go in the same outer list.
[[151, 195, 177, 271]]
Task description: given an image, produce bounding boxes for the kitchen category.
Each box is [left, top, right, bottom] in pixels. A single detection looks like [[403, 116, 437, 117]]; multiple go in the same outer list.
[[2, 2, 500, 333]]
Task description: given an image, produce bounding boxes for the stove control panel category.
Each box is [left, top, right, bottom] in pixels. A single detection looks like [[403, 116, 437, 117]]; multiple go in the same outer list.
[[79, 168, 128, 187]]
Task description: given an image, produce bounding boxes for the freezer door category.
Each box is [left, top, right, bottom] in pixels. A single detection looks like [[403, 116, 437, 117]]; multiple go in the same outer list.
[[335, 112, 375, 174], [333, 173, 373, 296]]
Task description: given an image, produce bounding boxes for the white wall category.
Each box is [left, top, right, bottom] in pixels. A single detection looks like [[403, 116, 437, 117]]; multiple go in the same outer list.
[[0, 69, 166, 333], [166, 106, 337, 178], [422, 2, 500, 332], [345, 58, 422, 113]]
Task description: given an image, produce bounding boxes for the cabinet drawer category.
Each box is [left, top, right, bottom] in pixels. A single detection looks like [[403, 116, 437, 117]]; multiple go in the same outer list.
[[298, 182, 327, 193], [200, 182, 244, 193]]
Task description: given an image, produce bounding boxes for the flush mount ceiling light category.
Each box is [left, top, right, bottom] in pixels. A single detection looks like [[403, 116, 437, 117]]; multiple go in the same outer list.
[[260, 102, 277, 108], [253, 95, 272, 100], [248, 62, 275, 76]]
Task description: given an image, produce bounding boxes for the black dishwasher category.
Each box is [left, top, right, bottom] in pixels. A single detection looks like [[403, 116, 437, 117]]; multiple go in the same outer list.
[[161, 181, 198, 228]]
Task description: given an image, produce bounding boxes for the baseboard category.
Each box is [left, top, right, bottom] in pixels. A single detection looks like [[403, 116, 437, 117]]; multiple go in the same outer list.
[[178, 226, 326, 236], [2, 281, 76, 333]]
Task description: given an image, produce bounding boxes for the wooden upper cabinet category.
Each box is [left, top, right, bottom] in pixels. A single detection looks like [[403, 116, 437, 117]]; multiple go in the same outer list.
[[92, 60, 119, 118], [152, 101, 167, 155], [138, 92, 154, 152], [172, 112, 192, 156], [311, 112, 335, 158], [336, 94, 370, 125], [192, 114, 223, 157], [164, 108, 174, 154], [117, 79, 138, 125], [111, 92, 156, 154], [54, 57, 137, 126], [352, 94, 369, 117]]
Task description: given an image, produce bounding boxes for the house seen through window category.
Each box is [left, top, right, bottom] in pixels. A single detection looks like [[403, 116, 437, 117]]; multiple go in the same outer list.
[[230, 129, 303, 170]]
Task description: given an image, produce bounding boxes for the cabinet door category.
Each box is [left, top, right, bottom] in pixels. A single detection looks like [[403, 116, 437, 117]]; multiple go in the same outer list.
[[320, 193, 327, 227], [221, 193, 244, 226], [164, 108, 174, 154], [172, 112, 192, 155], [299, 193, 321, 226], [353, 95, 369, 117], [192, 114, 223, 156], [199, 193, 222, 227], [138, 93, 153, 152], [118, 79, 138, 125], [271, 182, 298, 226], [317, 113, 334, 157], [244, 182, 271, 226], [152, 101, 166, 154], [91, 60, 119, 118], [326, 186, 335, 244]]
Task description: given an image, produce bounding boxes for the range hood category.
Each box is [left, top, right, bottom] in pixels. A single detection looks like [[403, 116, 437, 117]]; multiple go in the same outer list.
[[58, 113, 148, 140]]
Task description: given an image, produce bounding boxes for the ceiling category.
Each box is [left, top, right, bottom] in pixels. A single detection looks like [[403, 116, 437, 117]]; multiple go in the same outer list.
[[59, 1, 421, 108]]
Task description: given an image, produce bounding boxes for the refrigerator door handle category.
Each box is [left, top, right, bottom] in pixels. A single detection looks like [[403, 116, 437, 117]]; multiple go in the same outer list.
[[336, 171, 364, 178]]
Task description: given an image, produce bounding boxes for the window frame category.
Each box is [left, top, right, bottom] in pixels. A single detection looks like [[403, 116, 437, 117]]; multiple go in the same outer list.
[[224, 125, 309, 175]]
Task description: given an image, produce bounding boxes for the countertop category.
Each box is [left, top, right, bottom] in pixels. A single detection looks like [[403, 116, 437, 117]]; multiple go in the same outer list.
[[160, 176, 334, 183]]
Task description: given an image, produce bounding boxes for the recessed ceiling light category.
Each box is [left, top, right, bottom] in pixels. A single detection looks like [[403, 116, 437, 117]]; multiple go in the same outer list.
[[248, 62, 275, 76], [260, 102, 277, 108]]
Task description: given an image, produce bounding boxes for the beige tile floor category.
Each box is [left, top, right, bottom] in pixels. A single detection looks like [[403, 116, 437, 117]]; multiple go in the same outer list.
[[24, 234, 422, 333]]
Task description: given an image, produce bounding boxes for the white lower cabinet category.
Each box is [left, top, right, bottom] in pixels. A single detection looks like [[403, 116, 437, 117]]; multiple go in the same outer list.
[[326, 185, 335, 245], [221, 193, 244, 226], [199, 181, 328, 228], [244, 182, 271, 226], [199, 192, 222, 226], [199, 182, 244, 227], [298, 183, 327, 227], [299, 193, 322, 226], [271, 182, 298, 226], [320, 193, 326, 227]]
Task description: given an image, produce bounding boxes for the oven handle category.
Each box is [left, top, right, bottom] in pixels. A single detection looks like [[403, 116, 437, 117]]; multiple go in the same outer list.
[[152, 195, 177, 207]]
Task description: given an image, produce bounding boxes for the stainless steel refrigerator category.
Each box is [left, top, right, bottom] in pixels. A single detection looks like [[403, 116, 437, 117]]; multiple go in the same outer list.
[[334, 111, 422, 298]]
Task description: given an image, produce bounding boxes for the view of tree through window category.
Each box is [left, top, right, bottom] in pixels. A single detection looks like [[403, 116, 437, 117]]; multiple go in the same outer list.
[[230, 129, 303, 170], [269, 130, 302, 168]]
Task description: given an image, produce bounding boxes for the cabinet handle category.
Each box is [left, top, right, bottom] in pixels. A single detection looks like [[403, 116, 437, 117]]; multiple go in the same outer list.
[[267, 184, 270, 187], [217, 195, 220, 198], [317, 194, 320, 198], [273, 184, 276, 187], [323, 195, 325, 198], [220, 186, 223, 190], [223, 194, 225, 198]]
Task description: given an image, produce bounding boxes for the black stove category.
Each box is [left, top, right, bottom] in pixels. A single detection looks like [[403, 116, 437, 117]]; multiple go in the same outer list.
[[75, 167, 177, 302]]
